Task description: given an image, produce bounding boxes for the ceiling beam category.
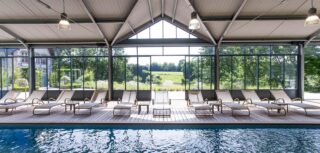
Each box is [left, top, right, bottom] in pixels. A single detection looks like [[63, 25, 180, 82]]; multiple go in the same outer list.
[[304, 29, 320, 46], [0, 25, 28, 48], [202, 15, 308, 22], [218, 0, 248, 46], [80, 0, 109, 46], [185, 0, 217, 45], [172, 0, 178, 23], [0, 15, 308, 25], [111, 0, 139, 46], [0, 18, 125, 25], [127, 22, 136, 34], [147, 0, 154, 23], [161, 0, 164, 18]]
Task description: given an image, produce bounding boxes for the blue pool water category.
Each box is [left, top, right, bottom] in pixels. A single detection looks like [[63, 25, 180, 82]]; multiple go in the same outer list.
[[0, 125, 320, 152]]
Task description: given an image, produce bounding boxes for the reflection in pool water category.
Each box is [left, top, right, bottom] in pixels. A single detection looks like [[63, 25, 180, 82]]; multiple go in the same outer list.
[[0, 126, 319, 152]]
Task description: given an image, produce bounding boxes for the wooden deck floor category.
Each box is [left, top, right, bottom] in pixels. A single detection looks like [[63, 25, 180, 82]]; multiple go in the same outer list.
[[1, 100, 320, 125]]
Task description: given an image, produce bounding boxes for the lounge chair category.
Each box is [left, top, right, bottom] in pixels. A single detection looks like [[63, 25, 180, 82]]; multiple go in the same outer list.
[[241, 90, 286, 116], [113, 91, 136, 116], [0, 91, 20, 104], [216, 90, 250, 116], [188, 91, 213, 116], [0, 90, 45, 114], [33, 90, 74, 115], [74, 90, 107, 115], [270, 90, 320, 115], [153, 91, 171, 117], [16, 90, 46, 105]]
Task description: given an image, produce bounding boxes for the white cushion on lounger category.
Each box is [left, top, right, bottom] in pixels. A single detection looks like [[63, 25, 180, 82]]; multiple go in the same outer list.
[[290, 103, 320, 109], [254, 102, 283, 109], [34, 103, 62, 109], [114, 104, 131, 109], [75, 103, 98, 109], [224, 102, 248, 110], [0, 103, 25, 109], [194, 104, 211, 110]]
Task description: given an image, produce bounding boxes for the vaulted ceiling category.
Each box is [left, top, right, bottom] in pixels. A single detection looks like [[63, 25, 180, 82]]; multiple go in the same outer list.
[[0, 0, 319, 47]]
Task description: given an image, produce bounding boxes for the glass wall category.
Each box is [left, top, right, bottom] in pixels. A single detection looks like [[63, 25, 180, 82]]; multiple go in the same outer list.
[[219, 45, 298, 90], [304, 45, 320, 99], [112, 46, 215, 91], [0, 48, 29, 97], [34, 48, 108, 91]]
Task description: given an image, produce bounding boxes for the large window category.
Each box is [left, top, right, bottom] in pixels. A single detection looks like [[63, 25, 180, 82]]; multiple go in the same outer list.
[[304, 45, 320, 99], [0, 48, 29, 97], [34, 48, 108, 91], [130, 20, 196, 39], [112, 47, 215, 91], [219, 45, 298, 90]]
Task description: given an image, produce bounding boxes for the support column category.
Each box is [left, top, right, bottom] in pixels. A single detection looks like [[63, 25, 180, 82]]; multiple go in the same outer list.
[[108, 46, 113, 100], [298, 44, 304, 99], [214, 45, 220, 90], [29, 47, 35, 93]]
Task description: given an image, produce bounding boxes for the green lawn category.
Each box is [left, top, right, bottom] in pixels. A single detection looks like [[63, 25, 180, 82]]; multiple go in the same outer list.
[[152, 71, 183, 84]]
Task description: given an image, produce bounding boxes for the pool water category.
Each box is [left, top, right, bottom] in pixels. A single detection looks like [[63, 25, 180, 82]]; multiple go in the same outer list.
[[0, 125, 320, 152]]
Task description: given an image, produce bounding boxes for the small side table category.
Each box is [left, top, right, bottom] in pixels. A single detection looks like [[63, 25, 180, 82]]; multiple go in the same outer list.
[[138, 101, 150, 114], [65, 101, 79, 112]]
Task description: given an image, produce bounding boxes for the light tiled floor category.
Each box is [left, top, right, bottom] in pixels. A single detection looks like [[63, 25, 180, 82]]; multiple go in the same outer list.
[[0, 100, 320, 124]]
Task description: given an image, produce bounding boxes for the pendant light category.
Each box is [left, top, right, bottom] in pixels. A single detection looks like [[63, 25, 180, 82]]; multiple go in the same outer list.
[[305, 0, 320, 26], [189, 12, 200, 30], [58, 0, 71, 30]]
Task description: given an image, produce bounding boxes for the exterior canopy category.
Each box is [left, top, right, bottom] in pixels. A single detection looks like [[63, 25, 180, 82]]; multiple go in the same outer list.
[[0, 0, 319, 47]]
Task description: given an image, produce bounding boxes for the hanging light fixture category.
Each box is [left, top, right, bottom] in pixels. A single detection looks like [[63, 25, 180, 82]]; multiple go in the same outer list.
[[58, 0, 71, 30], [189, 12, 200, 30], [305, 0, 320, 26]]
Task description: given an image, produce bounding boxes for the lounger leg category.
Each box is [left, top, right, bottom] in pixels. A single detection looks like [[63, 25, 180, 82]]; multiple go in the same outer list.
[[304, 109, 308, 116]]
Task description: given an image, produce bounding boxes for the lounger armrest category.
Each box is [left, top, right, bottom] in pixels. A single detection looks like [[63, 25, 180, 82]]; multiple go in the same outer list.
[[245, 98, 252, 104], [234, 98, 240, 104], [84, 98, 91, 103], [276, 98, 285, 103], [16, 98, 25, 103], [48, 98, 56, 102], [32, 98, 44, 105], [261, 98, 269, 103], [218, 99, 222, 104], [117, 98, 121, 104], [64, 98, 72, 104], [187, 99, 191, 106], [4, 98, 16, 104], [292, 98, 302, 103], [205, 98, 208, 104], [100, 98, 105, 104]]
